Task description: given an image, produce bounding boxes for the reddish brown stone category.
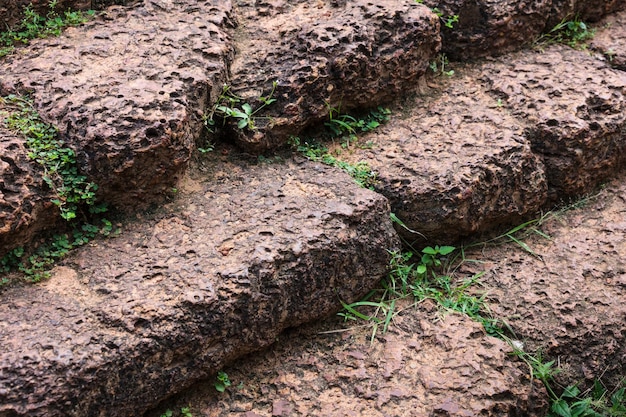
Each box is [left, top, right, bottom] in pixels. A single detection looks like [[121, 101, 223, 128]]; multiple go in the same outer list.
[[0, 116, 61, 256], [0, 159, 400, 417], [481, 45, 626, 201], [343, 70, 547, 244], [223, 0, 441, 152], [0, 0, 234, 210]]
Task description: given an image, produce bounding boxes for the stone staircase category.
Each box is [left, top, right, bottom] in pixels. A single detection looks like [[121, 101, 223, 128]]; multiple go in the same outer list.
[[1, 0, 625, 416]]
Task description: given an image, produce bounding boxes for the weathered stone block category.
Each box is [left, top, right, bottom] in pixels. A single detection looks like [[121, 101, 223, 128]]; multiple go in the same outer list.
[[0, 120, 61, 256], [0, 159, 400, 417], [343, 72, 547, 244], [0, 0, 235, 209], [223, 0, 441, 152], [481, 45, 626, 201], [460, 174, 626, 390]]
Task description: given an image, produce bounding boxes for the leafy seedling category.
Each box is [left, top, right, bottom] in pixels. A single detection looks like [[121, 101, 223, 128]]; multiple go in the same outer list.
[[214, 371, 231, 393]]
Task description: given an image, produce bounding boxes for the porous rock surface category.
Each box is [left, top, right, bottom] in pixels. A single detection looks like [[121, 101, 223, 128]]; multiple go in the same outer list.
[[155, 309, 548, 417], [423, 0, 625, 59], [1, 2, 626, 417], [224, 0, 441, 152], [481, 45, 626, 201], [340, 43, 626, 244], [0, 0, 235, 256], [460, 173, 626, 391], [343, 71, 548, 244], [0, 158, 400, 417]]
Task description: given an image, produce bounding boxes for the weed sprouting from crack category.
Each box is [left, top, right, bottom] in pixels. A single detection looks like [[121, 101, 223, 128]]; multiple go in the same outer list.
[[203, 81, 278, 133], [290, 105, 390, 189], [339, 206, 624, 415], [0, 94, 100, 221], [535, 15, 595, 49]]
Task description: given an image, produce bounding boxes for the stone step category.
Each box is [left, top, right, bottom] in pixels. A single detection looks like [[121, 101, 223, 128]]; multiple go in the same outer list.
[[225, 0, 441, 152], [342, 69, 548, 244], [1, 2, 626, 416], [481, 44, 626, 200], [149, 310, 548, 417], [149, 172, 626, 417], [0, 158, 400, 416]]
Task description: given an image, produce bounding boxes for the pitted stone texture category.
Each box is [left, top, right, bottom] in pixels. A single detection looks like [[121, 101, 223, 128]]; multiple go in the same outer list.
[[343, 71, 547, 244], [0, 0, 235, 209], [0, 117, 60, 256], [422, 0, 552, 59], [149, 308, 548, 417], [460, 174, 626, 391], [591, 9, 626, 71], [421, 0, 624, 60], [223, 0, 441, 152], [481, 45, 626, 201], [0, 158, 400, 417]]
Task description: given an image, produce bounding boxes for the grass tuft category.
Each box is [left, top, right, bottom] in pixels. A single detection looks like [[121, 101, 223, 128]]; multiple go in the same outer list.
[[0, 0, 94, 57]]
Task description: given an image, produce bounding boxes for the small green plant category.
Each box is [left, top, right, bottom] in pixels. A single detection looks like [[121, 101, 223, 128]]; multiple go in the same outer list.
[[0, 94, 102, 220], [0, 94, 116, 285], [429, 54, 454, 76], [214, 371, 232, 393], [431, 8, 459, 29], [535, 15, 595, 48], [0, 219, 114, 283], [338, 250, 415, 342], [289, 136, 377, 189], [204, 81, 277, 132], [289, 106, 389, 188], [197, 141, 214, 154], [0, 0, 94, 57], [510, 347, 626, 417], [325, 105, 391, 139], [338, 245, 498, 342], [160, 407, 193, 417]]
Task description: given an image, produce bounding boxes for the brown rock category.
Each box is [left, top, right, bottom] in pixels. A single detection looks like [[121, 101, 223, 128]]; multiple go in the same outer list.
[[343, 70, 547, 244], [422, 0, 552, 59], [547, 0, 626, 29], [222, 0, 441, 152], [481, 45, 626, 201], [422, 0, 624, 60], [0, 158, 400, 417], [157, 309, 548, 416], [460, 173, 626, 390], [0, 0, 235, 209]]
